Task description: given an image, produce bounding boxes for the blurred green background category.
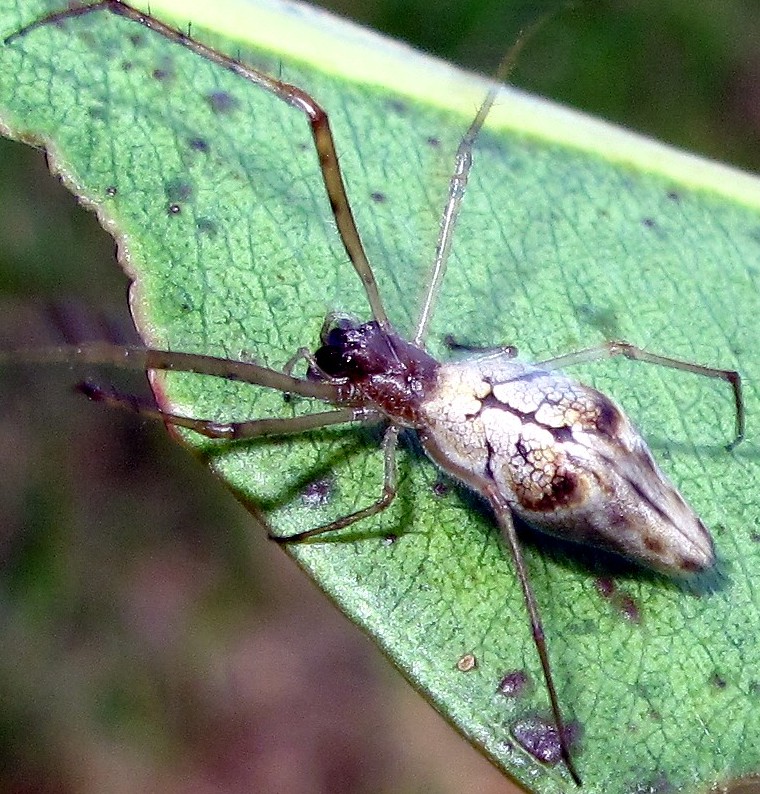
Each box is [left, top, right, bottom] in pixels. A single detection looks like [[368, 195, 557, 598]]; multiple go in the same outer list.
[[0, 1, 758, 792]]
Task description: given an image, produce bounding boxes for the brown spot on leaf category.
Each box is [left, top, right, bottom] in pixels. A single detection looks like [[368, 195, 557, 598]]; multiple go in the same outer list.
[[386, 98, 408, 115], [300, 477, 334, 508], [188, 137, 210, 153], [498, 670, 529, 698], [196, 217, 217, 236], [431, 479, 449, 497], [617, 593, 641, 623], [165, 178, 193, 203], [710, 672, 727, 689], [511, 715, 580, 767], [594, 577, 616, 598], [205, 90, 239, 114]]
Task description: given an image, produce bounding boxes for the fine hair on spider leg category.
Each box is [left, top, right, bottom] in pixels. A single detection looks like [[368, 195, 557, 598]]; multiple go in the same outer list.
[[5, 2, 746, 788]]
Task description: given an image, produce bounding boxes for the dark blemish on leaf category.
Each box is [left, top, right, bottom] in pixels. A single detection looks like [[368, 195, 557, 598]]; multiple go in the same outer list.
[[300, 477, 334, 508], [205, 90, 240, 114], [196, 217, 217, 236], [426, 136, 441, 148], [642, 217, 656, 228], [594, 577, 616, 598], [748, 229, 760, 248], [710, 672, 727, 689], [666, 190, 680, 202], [165, 178, 194, 203], [386, 98, 408, 115], [631, 774, 673, 793], [105, 185, 118, 197], [431, 479, 449, 497], [121, 60, 133, 72], [596, 578, 640, 623], [382, 534, 398, 545], [456, 653, 477, 672], [167, 203, 181, 215], [188, 137, 210, 153], [370, 191, 386, 203], [511, 715, 580, 767], [88, 105, 108, 121], [498, 670, 529, 698], [152, 66, 172, 81], [618, 593, 640, 623], [129, 32, 144, 47], [575, 303, 621, 339], [750, 532, 760, 543]]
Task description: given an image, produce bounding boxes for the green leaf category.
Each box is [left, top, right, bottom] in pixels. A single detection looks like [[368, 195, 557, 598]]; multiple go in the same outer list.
[[2, 1, 759, 791]]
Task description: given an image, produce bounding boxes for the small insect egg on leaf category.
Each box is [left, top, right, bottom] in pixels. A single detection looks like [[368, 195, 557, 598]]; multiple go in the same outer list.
[[456, 653, 477, 672]]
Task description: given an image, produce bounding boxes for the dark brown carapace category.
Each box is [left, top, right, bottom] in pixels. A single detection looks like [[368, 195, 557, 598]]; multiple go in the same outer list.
[[4, 2, 745, 787]]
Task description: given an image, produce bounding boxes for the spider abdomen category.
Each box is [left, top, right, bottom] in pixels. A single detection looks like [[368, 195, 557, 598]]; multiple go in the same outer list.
[[418, 353, 714, 575]]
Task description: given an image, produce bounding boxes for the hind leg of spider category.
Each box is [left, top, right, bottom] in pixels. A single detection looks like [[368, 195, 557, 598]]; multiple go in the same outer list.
[[485, 483, 582, 786], [78, 381, 374, 439], [269, 425, 400, 544], [538, 340, 744, 450]]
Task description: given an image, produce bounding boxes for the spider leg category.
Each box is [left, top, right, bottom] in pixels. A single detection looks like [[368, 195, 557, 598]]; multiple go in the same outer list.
[[443, 334, 518, 357], [413, 12, 557, 347], [270, 424, 400, 543], [78, 381, 373, 439], [538, 340, 744, 450], [485, 484, 582, 787], [5, 343, 343, 402], [6, 0, 389, 327]]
